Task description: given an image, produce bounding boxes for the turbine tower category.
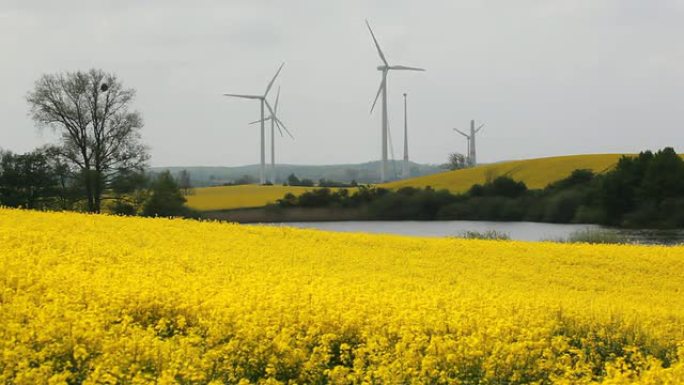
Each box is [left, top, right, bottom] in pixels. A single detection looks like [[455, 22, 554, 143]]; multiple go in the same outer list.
[[454, 120, 485, 166], [223, 63, 285, 184], [366, 20, 425, 183], [402, 92, 410, 178], [249, 87, 294, 184]]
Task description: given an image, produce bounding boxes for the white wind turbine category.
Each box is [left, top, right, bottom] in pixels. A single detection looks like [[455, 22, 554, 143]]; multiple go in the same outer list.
[[223, 63, 285, 184], [366, 20, 425, 183], [454, 120, 485, 166], [249, 87, 294, 184]]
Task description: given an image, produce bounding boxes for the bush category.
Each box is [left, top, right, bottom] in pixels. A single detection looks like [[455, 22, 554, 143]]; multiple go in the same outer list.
[[468, 176, 527, 198], [368, 187, 457, 220], [573, 205, 606, 224], [542, 190, 585, 223], [621, 202, 659, 228], [436, 201, 471, 220], [110, 201, 137, 216], [658, 198, 684, 227], [277, 193, 298, 208], [297, 188, 335, 207], [546, 169, 595, 191], [142, 171, 189, 217]]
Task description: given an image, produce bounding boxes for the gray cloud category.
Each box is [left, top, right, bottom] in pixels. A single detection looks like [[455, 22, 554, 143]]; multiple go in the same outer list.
[[1, 0, 683, 167]]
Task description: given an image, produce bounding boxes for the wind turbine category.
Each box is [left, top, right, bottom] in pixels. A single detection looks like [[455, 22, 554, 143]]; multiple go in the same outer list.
[[249, 87, 294, 184], [366, 20, 425, 183], [454, 120, 484, 166], [402, 92, 410, 178], [223, 62, 285, 184]]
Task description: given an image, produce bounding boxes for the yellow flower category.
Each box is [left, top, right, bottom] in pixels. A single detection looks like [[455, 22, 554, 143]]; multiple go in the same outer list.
[[1, 207, 683, 384]]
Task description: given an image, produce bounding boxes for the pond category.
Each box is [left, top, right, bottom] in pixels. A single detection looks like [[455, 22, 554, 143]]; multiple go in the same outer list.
[[272, 220, 684, 245]]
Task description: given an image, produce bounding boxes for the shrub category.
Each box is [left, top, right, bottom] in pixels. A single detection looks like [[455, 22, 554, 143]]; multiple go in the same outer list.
[[142, 171, 188, 217], [542, 190, 585, 223], [110, 201, 137, 216]]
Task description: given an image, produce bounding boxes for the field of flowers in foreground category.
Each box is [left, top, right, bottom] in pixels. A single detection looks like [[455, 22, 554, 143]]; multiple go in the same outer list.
[[1, 209, 684, 384]]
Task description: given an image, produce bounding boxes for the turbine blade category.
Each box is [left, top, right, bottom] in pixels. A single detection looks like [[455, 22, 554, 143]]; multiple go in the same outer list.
[[476, 124, 485, 133], [274, 86, 281, 114], [266, 99, 294, 140], [223, 93, 262, 100], [249, 117, 272, 125], [276, 117, 294, 140], [276, 120, 294, 140], [264, 62, 285, 98], [365, 20, 388, 66], [454, 128, 469, 138], [275, 120, 284, 137], [389, 65, 426, 71], [264, 99, 276, 118], [370, 76, 385, 114]]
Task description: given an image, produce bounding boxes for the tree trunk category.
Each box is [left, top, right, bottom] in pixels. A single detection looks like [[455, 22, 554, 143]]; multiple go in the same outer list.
[[93, 169, 102, 213], [83, 159, 96, 213]]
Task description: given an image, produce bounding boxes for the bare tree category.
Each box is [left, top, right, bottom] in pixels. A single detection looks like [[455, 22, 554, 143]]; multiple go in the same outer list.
[[178, 169, 193, 196], [26, 69, 148, 212]]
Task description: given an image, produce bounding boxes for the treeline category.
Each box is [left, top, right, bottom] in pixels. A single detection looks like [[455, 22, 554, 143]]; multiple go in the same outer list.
[[273, 148, 684, 228], [0, 148, 194, 218], [283, 173, 358, 188]]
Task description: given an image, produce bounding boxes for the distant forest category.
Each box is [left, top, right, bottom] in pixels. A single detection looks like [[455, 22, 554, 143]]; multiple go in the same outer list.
[[154, 160, 443, 187], [273, 148, 684, 228]]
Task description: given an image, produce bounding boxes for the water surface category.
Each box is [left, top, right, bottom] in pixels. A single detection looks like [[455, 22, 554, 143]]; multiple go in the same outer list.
[[272, 220, 684, 245]]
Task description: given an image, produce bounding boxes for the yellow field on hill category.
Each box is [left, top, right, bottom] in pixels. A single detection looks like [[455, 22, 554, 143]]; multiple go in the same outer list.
[[385, 153, 624, 193], [186, 154, 624, 211], [1, 208, 683, 384], [185, 184, 317, 211]]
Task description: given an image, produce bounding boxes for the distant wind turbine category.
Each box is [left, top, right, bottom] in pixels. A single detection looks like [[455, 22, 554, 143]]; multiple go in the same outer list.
[[366, 20, 425, 183], [454, 120, 485, 166], [223, 63, 285, 185], [249, 87, 294, 184]]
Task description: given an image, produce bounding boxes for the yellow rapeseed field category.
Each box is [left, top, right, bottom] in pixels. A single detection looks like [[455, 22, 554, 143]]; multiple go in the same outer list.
[[186, 155, 623, 212], [185, 185, 318, 211], [2, 208, 684, 384], [384, 154, 623, 193]]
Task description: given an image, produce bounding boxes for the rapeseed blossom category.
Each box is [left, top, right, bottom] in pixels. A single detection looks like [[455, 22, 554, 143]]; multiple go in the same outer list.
[[1, 208, 683, 384]]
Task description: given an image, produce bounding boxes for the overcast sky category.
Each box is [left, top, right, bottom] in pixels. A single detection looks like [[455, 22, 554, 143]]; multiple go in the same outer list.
[[1, 0, 683, 167]]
